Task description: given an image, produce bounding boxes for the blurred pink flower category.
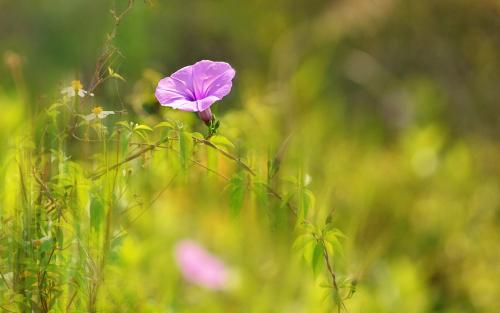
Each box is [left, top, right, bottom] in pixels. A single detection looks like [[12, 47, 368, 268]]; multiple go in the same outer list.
[[174, 239, 228, 290]]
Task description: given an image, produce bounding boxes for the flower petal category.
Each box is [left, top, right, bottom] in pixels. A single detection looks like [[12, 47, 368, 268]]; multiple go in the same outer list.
[[192, 60, 235, 100], [98, 111, 115, 119], [155, 60, 235, 112], [159, 96, 220, 112], [170, 65, 196, 100], [155, 76, 195, 111], [193, 95, 220, 112]]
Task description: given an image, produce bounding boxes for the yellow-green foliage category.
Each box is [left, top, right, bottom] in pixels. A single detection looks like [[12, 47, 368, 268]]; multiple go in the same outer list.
[[1, 0, 500, 312]]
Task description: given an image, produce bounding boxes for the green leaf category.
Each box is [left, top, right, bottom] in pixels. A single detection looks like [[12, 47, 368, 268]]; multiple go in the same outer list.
[[267, 158, 279, 180], [302, 239, 324, 278], [324, 229, 345, 258], [154, 121, 174, 129], [190, 132, 205, 140], [253, 182, 269, 211], [298, 188, 315, 219], [39, 237, 53, 253], [108, 66, 126, 81], [312, 242, 324, 278], [303, 239, 316, 265], [210, 135, 235, 149], [324, 228, 346, 241], [24, 275, 37, 287], [324, 226, 346, 238], [90, 193, 105, 231], [133, 124, 153, 132], [133, 130, 149, 142], [324, 240, 335, 258], [331, 237, 344, 258], [115, 121, 132, 130], [228, 172, 245, 217], [207, 117, 220, 137], [293, 234, 315, 251], [178, 130, 193, 171]]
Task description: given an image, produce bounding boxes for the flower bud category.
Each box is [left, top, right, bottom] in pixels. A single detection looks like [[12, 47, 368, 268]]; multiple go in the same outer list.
[[198, 107, 213, 124]]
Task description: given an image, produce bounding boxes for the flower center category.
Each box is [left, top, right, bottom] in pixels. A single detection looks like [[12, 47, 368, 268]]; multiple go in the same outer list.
[[92, 106, 103, 115], [71, 80, 83, 91]]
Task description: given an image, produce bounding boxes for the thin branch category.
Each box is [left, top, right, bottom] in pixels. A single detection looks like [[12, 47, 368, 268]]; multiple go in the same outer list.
[[88, 0, 134, 94], [33, 170, 56, 207], [66, 286, 78, 313], [317, 235, 345, 312], [88, 137, 169, 180], [193, 137, 257, 176]]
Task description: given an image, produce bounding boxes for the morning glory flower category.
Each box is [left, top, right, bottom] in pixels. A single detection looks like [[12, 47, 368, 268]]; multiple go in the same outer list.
[[155, 60, 236, 123], [61, 80, 94, 98], [174, 239, 229, 290], [84, 106, 115, 121]]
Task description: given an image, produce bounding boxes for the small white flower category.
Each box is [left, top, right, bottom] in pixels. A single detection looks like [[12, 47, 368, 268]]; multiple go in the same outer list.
[[61, 80, 94, 98], [85, 106, 115, 121]]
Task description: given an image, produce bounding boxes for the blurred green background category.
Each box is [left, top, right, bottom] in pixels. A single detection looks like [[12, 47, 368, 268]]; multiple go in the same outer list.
[[1, 0, 500, 312]]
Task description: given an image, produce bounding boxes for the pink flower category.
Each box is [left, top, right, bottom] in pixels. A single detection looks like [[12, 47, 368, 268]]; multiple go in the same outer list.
[[155, 60, 236, 123], [174, 239, 229, 290]]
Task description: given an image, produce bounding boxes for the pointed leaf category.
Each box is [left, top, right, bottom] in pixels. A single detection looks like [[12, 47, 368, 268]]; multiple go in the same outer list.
[[133, 124, 153, 132], [312, 242, 324, 278], [210, 135, 235, 149], [293, 234, 315, 251], [154, 121, 174, 129], [228, 172, 245, 217]]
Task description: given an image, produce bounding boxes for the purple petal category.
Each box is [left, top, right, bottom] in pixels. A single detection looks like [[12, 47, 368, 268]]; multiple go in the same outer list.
[[155, 76, 195, 111], [155, 60, 235, 112], [191, 60, 236, 100]]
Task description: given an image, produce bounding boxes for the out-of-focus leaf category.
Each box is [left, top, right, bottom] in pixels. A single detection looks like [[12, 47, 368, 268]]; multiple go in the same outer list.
[[324, 240, 334, 258], [325, 228, 346, 240], [39, 237, 53, 253], [108, 67, 126, 81], [301, 189, 315, 218], [133, 124, 153, 132], [90, 193, 104, 231], [228, 172, 245, 217], [324, 229, 345, 258], [115, 121, 132, 130], [190, 132, 205, 140], [293, 234, 315, 251], [154, 121, 174, 129], [178, 130, 193, 171], [210, 135, 235, 149], [312, 242, 324, 278]]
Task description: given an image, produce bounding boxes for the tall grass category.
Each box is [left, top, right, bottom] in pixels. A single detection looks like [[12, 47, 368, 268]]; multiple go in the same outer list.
[[0, 3, 350, 312]]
